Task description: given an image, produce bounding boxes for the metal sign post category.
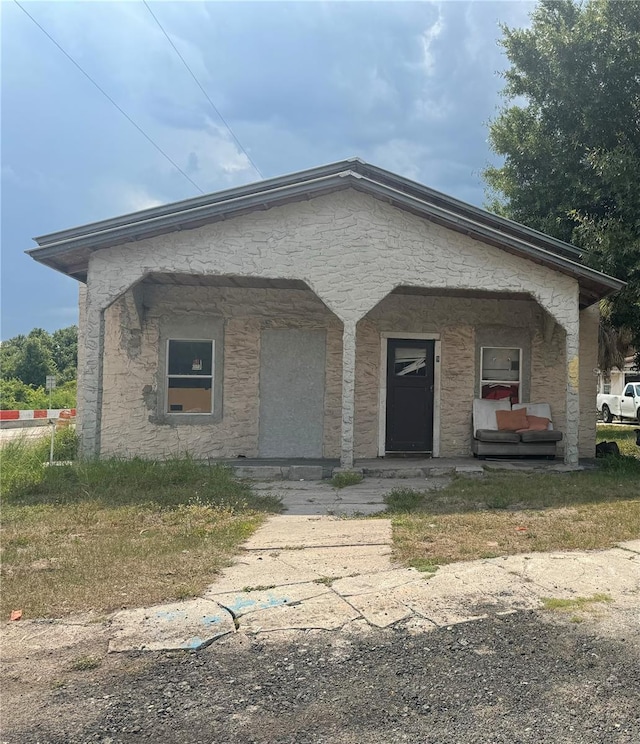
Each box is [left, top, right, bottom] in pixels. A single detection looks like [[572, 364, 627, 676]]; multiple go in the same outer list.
[[46, 376, 56, 464]]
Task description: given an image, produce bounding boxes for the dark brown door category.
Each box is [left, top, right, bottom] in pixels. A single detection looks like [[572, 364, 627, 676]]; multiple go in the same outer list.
[[385, 339, 435, 453]]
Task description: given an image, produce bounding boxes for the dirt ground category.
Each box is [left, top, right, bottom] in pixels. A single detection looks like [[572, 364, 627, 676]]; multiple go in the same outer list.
[[2, 606, 639, 744]]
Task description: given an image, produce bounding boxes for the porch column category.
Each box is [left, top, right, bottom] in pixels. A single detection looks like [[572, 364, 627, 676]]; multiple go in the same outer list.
[[340, 321, 357, 468], [564, 322, 580, 467], [77, 295, 105, 459]]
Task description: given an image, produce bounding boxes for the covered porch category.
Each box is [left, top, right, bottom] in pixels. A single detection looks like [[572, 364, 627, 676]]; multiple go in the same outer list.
[[79, 268, 589, 468]]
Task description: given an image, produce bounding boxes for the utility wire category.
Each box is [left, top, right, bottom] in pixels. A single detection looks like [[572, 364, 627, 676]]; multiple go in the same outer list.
[[142, 0, 263, 179], [13, 0, 205, 194]]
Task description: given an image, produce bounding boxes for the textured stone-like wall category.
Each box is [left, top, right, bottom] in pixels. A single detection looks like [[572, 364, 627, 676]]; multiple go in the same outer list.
[[99, 286, 340, 458], [530, 320, 566, 449], [579, 305, 600, 458], [81, 188, 582, 462], [354, 294, 547, 458], [76, 284, 88, 440], [354, 319, 381, 459], [99, 281, 581, 460]]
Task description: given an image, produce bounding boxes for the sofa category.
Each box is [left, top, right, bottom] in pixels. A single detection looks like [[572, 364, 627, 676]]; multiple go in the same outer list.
[[471, 399, 563, 459]]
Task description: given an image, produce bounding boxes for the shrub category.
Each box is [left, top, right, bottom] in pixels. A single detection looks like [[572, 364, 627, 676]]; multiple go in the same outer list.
[[331, 471, 364, 489], [0, 378, 76, 410]]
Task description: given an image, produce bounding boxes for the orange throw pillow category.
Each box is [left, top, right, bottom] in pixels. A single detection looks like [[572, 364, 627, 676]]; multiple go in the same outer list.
[[517, 414, 550, 432], [495, 408, 529, 432]]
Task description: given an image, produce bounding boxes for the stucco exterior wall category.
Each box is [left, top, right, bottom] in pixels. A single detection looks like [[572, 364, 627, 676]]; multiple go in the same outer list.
[[530, 325, 567, 449], [579, 305, 600, 457], [81, 188, 583, 463], [77, 283, 88, 441], [100, 285, 341, 458], [98, 282, 587, 460]]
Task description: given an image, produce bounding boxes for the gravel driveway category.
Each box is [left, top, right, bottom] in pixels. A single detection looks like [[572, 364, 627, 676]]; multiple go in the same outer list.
[[5, 611, 639, 744]]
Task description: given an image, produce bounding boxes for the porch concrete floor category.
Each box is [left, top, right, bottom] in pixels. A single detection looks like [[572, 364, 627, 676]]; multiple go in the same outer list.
[[210, 456, 594, 484], [212, 456, 596, 517]]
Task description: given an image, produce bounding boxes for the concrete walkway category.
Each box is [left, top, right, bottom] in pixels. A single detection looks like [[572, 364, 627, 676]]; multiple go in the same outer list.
[[107, 515, 640, 653], [252, 477, 452, 516]]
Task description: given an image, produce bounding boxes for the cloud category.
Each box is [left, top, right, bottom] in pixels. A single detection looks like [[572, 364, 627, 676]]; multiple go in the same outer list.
[[116, 185, 164, 214], [420, 6, 445, 76], [369, 139, 432, 182]]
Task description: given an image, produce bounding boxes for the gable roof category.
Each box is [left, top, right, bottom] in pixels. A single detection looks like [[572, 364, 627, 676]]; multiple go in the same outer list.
[[27, 157, 624, 307]]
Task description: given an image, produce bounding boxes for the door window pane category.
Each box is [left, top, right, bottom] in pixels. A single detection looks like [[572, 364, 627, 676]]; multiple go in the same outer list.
[[394, 347, 427, 376]]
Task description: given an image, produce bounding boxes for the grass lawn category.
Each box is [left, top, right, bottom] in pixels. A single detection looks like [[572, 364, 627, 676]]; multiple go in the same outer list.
[[390, 427, 640, 570], [1, 432, 280, 619], [596, 423, 639, 456]]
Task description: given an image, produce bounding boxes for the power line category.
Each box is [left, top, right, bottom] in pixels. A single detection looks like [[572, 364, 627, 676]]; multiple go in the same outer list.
[[13, 0, 205, 195], [142, 0, 263, 179]]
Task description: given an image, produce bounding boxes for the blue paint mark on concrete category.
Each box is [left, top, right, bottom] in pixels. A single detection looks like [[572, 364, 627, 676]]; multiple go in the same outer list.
[[201, 614, 223, 626], [258, 595, 289, 610], [224, 596, 257, 613], [223, 593, 290, 614], [185, 636, 205, 649]]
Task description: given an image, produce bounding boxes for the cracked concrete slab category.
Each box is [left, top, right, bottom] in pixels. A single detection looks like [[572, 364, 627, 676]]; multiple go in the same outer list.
[[241, 592, 361, 633], [108, 598, 235, 653], [208, 582, 331, 617], [331, 568, 421, 597], [276, 544, 394, 578], [202, 553, 325, 594], [386, 562, 543, 627], [617, 539, 640, 554], [343, 591, 414, 628], [488, 550, 640, 599], [94, 513, 638, 653], [244, 515, 392, 550]]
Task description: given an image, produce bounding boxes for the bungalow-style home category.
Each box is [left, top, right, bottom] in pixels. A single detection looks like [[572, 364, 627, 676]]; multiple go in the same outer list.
[[598, 353, 639, 396], [28, 159, 624, 467]]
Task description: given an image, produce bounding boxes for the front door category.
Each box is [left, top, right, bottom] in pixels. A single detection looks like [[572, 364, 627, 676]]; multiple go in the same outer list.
[[385, 339, 435, 453]]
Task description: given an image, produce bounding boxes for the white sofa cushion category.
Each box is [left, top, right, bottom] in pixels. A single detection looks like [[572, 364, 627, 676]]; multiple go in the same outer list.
[[513, 402, 554, 430], [473, 398, 512, 433]]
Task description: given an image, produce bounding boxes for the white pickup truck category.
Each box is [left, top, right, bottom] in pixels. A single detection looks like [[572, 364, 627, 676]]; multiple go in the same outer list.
[[597, 382, 640, 423]]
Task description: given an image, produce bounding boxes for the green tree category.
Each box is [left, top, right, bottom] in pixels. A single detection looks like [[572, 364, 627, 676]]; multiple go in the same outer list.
[[51, 326, 78, 383], [484, 0, 640, 369], [0, 326, 78, 406], [12, 336, 54, 388]]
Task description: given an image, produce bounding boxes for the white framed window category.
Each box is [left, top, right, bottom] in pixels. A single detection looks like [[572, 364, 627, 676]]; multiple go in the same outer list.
[[480, 346, 521, 404], [166, 339, 214, 414]]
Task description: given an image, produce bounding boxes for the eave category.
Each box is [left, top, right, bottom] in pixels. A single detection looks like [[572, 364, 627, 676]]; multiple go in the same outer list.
[[27, 158, 625, 308]]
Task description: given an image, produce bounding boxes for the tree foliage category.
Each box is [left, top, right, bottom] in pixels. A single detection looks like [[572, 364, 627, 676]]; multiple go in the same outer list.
[[484, 0, 640, 368], [0, 326, 78, 408], [0, 378, 77, 411]]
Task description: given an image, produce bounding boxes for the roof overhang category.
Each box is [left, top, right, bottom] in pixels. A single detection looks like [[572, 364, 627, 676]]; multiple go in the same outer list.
[[27, 158, 625, 308]]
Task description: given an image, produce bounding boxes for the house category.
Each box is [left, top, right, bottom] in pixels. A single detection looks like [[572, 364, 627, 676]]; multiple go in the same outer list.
[[598, 353, 639, 396], [28, 159, 625, 467]]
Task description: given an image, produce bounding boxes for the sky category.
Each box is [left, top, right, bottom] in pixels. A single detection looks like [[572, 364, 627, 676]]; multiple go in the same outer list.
[[1, 0, 535, 340]]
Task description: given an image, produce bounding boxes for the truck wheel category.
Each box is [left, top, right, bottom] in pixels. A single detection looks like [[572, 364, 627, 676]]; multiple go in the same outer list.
[[637, 408, 640, 423], [601, 404, 613, 423]]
